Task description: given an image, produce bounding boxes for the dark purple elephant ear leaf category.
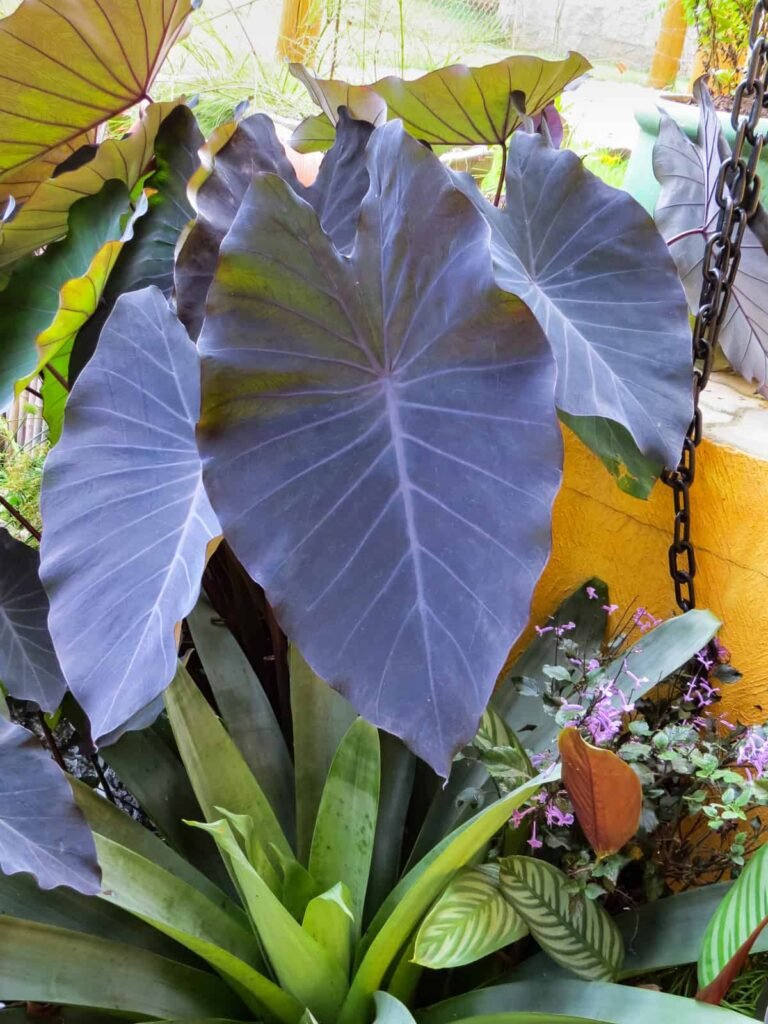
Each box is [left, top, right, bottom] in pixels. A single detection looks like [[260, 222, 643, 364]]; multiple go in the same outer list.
[[654, 78, 768, 390], [0, 717, 100, 894], [0, 529, 66, 712], [453, 130, 693, 469], [175, 110, 373, 338], [198, 122, 562, 777], [40, 287, 218, 744]]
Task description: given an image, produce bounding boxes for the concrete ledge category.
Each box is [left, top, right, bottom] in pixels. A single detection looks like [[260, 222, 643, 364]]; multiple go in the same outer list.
[[515, 373, 768, 725]]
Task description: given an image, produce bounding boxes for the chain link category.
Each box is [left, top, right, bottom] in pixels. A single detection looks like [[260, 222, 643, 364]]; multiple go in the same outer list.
[[664, 0, 768, 611]]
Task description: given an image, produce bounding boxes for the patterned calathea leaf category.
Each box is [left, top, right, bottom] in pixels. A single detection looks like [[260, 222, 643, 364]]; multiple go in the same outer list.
[[499, 855, 623, 981], [0, 716, 100, 894], [0, 529, 66, 711], [69, 105, 204, 386], [176, 107, 374, 339], [413, 863, 528, 968], [0, 0, 196, 207], [290, 52, 590, 153], [198, 122, 561, 777], [454, 129, 693, 472], [654, 79, 768, 391], [40, 287, 219, 743]]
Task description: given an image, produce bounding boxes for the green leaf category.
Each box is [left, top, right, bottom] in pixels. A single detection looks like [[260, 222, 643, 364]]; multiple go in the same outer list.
[[499, 856, 623, 981], [272, 847, 321, 920], [0, 861, 197, 966], [99, 719, 232, 893], [0, 101, 179, 267], [290, 53, 590, 152], [309, 717, 380, 937], [215, 807, 281, 895], [188, 590, 295, 843], [71, 771, 236, 915], [414, 864, 528, 969], [605, 609, 722, 700], [0, 181, 131, 407], [365, 733, 416, 923], [164, 662, 291, 862], [340, 770, 554, 1024], [373, 992, 417, 1024], [560, 412, 660, 500], [0, 916, 245, 1020], [699, 843, 768, 986], [490, 579, 609, 757], [68, 104, 204, 386], [303, 883, 354, 976], [92, 835, 302, 1023], [417, 979, 751, 1024], [192, 819, 349, 1024], [291, 645, 356, 863]]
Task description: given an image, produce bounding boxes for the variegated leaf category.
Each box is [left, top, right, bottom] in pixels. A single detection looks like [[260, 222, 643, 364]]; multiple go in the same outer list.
[[414, 863, 528, 969], [699, 843, 768, 987], [499, 856, 623, 981]]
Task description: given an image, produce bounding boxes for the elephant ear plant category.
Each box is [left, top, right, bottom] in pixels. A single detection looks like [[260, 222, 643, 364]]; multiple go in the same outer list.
[[0, 31, 697, 876]]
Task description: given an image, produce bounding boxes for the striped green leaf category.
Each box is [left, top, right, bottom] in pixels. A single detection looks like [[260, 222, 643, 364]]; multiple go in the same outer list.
[[499, 856, 622, 981], [699, 843, 768, 986], [414, 864, 528, 969]]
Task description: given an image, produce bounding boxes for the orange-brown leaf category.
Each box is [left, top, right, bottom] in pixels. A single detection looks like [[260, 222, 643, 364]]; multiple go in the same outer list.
[[558, 727, 642, 858]]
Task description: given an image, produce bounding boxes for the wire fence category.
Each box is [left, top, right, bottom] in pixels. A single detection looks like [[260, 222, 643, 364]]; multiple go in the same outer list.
[[2, 386, 45, 451]]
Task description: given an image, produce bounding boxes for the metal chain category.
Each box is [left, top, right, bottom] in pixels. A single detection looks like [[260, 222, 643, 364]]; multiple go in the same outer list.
[[664, 0, 768, 612]]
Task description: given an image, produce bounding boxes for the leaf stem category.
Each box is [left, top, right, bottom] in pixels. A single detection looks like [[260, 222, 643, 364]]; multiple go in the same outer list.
[[494, 142, 508, 208], [44, 364, 70, 392], [0, 494, 41, 542], [37, 711, 67, 773], [666, 227, 705, 246]]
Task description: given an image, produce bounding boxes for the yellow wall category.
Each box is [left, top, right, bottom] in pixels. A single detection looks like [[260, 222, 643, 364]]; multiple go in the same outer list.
[[516, 428, 768, 725]]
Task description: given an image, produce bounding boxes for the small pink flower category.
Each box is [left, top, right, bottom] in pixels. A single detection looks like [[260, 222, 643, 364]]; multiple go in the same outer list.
[[602, 603, 619, 614], [535, 625, 554, 636], [586, 586, 599, 600], [511, 806, 536, 828]]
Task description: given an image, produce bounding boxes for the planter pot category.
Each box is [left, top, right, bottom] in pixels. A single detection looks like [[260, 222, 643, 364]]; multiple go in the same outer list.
[[622, 96, 768, 215]]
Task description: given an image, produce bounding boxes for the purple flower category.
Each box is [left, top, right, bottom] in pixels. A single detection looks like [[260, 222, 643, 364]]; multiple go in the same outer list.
[[511, 806, 536, 828], [527, 820, 543, 850], [586, 658, 600, 673], [737, 728, 768, 779], [545, 801, 575, 827], [602, 603, 619, 614], [535, 624, 554, 637], [586, 586, 599, 600]]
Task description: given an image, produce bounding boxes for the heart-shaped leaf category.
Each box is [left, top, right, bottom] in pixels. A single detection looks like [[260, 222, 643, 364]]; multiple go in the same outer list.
[[654, 79, 768, 390], [0, 716, 100, 893], [455, 130, 693, 468], [0, 101, 179, 267], [176, 108, 373, 339], [413, 863, 528, 968], [0, 528, 66, 711], [198, 122, 561, 776], [558, 728, 642, 858], [290, 52, 590, 153], [69, 105, 204, 387], [0, 0, 195, 205], [0, 180, 134, 408], [499, 855, 623, 981], [40, 287, 218, 743]]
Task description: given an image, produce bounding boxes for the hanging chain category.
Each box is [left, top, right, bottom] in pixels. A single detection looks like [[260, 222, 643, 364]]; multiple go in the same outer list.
[[664, 0, 768, 612]]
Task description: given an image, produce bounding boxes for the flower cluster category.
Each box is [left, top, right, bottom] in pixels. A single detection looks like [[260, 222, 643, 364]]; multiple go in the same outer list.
[[482, 585, 768, 902]]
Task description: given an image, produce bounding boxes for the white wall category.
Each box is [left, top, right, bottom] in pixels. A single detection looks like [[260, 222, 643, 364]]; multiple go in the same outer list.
[[499, 0, 694, 73]]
